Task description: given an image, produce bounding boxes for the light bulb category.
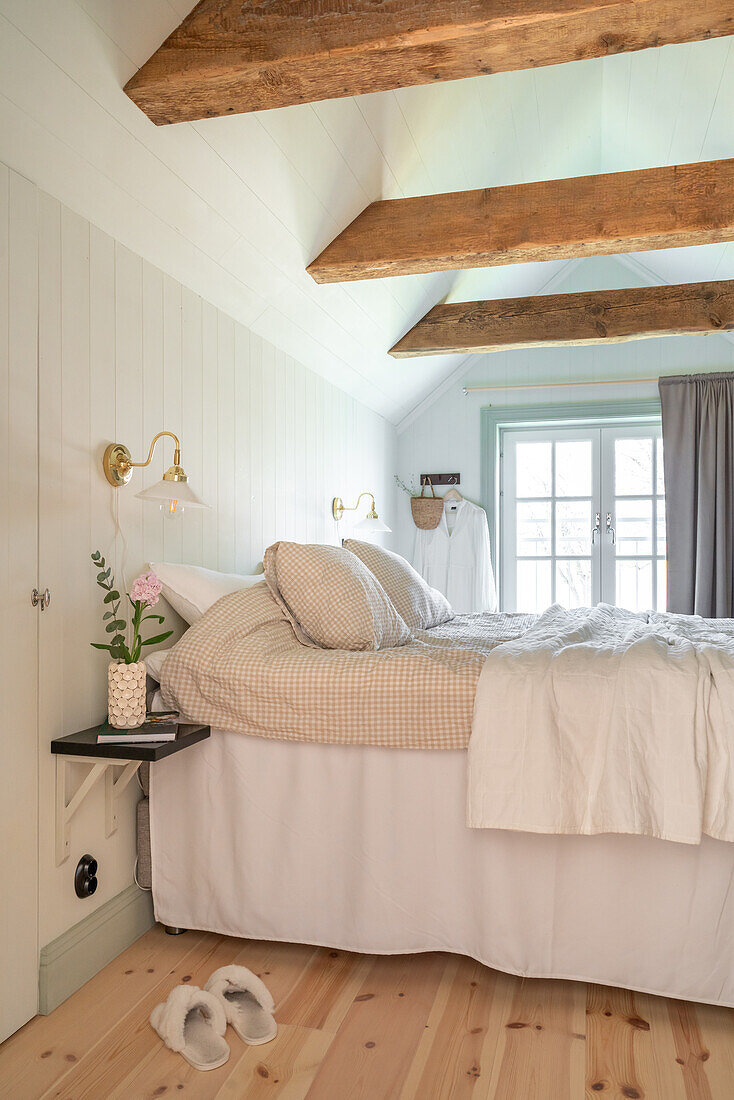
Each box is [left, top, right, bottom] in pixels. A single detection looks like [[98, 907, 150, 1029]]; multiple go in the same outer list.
[[160, 499, 183, 519]]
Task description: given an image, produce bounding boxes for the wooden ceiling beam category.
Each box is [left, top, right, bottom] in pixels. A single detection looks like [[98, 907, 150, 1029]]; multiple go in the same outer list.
[[124, 1, 734, 125], [389, 279, 734, 357], [308, 158, 734, 283]]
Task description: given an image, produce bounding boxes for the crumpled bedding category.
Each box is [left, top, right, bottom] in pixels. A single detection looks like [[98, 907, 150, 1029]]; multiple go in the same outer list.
[[467, 603, 734, 844], [159, 581, 534, 750]]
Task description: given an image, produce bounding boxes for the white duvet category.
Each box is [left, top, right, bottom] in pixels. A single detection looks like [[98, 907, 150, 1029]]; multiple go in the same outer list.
[[467, 604, 734, 845]]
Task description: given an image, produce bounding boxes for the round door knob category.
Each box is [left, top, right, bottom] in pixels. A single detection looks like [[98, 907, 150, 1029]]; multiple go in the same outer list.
[[31, 588, 51, 610]]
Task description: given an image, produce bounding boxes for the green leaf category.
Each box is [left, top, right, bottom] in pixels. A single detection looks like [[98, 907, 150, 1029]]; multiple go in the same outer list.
[[103, 611, 114, 621], [142, 614, 165, 624], [104, 590, 120, 604], [97, 568, 111, 582], [106, 619, 127, 633], [91, 551, 101, 561], [141, 631, 174, 646], [90, 642, 114, 653]]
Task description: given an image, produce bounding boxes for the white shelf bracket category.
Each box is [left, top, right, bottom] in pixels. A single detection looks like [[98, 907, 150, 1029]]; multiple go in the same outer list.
[[55, 755, 141, 866], [105, 761, 141, 838]]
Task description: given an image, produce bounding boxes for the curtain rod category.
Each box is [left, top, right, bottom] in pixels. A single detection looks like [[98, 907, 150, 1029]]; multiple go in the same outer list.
[[463, 377, 659, 394]]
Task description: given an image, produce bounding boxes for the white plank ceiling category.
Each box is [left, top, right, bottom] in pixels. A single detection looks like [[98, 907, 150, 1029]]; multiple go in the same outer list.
[[1, 1, 733, 423]]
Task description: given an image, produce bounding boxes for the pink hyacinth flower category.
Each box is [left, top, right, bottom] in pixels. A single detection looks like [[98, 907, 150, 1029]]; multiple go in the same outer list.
[[130, 571, 163, 608]]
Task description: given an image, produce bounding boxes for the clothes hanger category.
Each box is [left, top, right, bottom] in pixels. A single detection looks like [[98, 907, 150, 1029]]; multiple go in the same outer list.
[[443, 486, 463, 503]]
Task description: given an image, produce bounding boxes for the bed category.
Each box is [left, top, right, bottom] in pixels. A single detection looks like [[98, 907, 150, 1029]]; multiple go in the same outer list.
[[143, 548, 734, 1008], [149, 730, 734, 1008]]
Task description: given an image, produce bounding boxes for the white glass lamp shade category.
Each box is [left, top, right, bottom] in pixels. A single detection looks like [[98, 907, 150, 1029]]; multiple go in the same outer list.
[[135, 478, 209, 516], [354, 515, 391, 534]]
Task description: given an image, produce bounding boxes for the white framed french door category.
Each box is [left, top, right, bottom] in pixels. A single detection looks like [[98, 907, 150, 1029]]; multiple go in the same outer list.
[[502, 427, 602, 611], [600, 423, 666, 613], [500, 420, 664, 613]]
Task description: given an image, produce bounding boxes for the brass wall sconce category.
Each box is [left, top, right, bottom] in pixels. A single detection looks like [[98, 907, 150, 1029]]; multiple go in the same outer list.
[[102, 431, 208, 515], [332, 492, 391, 533]]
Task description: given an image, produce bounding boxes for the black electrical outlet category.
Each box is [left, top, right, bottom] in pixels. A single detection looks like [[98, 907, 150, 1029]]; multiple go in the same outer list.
[[75, 854, 98, 899]]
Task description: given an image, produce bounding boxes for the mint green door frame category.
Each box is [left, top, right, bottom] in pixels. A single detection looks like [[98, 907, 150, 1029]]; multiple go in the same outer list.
[[480, 400, 662, 599]]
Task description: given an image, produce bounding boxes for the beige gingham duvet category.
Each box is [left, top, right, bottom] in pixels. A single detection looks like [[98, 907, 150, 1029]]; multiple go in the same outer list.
[[159, 582, 535, 750]]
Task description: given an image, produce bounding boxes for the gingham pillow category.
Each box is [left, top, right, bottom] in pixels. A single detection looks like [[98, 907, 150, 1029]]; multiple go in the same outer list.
[[263, 542, 411, 651], [343, 539, 454, 631]]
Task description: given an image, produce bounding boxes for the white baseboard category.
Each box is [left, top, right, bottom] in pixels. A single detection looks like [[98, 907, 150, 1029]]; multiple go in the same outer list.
[[38, 884, 154, 1015]]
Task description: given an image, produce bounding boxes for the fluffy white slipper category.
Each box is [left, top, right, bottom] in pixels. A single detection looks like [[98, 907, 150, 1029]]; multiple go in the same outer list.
[[150, 985, 230, 1071], [204, 965, 277, 1045]]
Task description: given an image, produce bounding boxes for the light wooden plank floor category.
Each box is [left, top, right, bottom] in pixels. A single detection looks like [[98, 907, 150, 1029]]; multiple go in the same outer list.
[[1, 926, 732, 1098]]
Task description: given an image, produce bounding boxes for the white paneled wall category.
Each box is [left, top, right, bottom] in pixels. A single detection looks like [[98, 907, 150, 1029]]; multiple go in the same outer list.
[[1, 162, 396, 948]]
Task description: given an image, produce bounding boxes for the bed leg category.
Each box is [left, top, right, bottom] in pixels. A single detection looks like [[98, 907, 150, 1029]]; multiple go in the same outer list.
[[163, 925, 187, 935]]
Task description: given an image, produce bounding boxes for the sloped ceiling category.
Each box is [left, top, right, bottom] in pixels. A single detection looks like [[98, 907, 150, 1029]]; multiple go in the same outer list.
[[1, 1, 733, 424]]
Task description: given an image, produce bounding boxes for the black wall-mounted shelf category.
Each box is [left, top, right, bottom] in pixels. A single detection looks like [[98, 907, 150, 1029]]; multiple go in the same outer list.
[[52, 723, 210, 762]]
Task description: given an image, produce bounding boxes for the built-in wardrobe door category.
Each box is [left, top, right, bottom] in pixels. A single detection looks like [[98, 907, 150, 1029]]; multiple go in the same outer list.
[[0, 167, 40, 1041]]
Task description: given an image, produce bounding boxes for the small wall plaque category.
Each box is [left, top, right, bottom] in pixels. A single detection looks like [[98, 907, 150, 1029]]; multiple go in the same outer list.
[[420, 473, 461, 487]]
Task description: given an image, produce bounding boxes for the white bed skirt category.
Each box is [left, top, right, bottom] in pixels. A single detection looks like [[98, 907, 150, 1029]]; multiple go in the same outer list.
[[150, 730, 734, 1007]]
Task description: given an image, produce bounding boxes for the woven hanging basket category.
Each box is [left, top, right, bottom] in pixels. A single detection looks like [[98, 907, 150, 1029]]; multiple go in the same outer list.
[[410, 478, 444, 531]]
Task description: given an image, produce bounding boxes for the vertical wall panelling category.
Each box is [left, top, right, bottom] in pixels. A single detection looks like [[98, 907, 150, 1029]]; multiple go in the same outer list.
[[314, 374, 325, 545], [274, 350, 287, 544], [0, 162, 397, 958], [305, 370, 318, 544], [233, 323, 251, 570], [61, 209, 93, 732], [283, 356, 296, 543], [293, 357, 307, 541], [322, 379, 335, 543], [88, 223, 117, 700], [249, 329, 264, 563], [201, 300, 218, 568], [1, 168, 39, 1041], [217, 311, 235, 572], [37, 192, 65, 958], [162, 274, 183, 565], [141, 262, 165, 570], [181, 287, 204, 570], [261, 340, 277, 555], [114, 244, 144, 591]]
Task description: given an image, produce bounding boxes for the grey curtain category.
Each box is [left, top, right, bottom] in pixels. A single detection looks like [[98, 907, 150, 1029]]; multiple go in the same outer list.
[[659, 372, 734, 617]]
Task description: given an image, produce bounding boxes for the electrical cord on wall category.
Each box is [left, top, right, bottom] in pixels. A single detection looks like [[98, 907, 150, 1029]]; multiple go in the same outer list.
[[133, 857, 150, 892]]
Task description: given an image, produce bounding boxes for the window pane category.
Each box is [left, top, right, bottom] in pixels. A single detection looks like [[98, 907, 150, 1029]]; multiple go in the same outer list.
[[556, 560, 591, 608], [517, 501, 551, 556], [517, 560, 551, 613], [615, 499, 653, 555], [656, 498, 666, 556], [656, 438, 665, 496], [516, 441, 552, 497], [617, 559, 653, 612], [657, 560, 667, 612], [615, 438, 653, 495], [556, 500, 592, 556], [556, 440, 592, 497]]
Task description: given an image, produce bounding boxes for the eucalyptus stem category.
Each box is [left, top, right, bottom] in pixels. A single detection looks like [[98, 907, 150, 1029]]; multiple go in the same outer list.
[[90, 552, 172, 664]]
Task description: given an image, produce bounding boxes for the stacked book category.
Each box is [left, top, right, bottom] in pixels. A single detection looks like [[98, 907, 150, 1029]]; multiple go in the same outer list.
[[97, 712, 180, 744]]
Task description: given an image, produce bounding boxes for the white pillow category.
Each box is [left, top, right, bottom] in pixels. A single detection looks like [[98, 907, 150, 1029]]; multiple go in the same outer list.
[[148, 562, 264, 625], [144, 648, 169, 682]]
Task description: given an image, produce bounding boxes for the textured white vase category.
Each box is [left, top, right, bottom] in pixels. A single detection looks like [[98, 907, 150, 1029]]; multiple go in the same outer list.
[[108, 661, 147, 729]]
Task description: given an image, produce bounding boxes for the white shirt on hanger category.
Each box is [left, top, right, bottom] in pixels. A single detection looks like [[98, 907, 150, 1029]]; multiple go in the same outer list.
[[412, 498, 498, 614]]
